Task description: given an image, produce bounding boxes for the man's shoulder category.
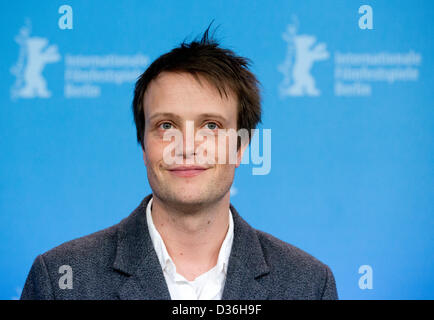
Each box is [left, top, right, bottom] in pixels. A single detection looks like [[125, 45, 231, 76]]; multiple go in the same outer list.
[[252, 228, 338, 299], [40, 221, 120, 270], [254, 228, 333, 280], [21, 200, 149, 300], [39, 200, 145, 266]]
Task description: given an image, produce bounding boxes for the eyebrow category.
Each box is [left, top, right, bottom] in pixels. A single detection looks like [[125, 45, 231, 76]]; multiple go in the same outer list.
[[148, 112, 228, 124], [148, 112, 182, 123]]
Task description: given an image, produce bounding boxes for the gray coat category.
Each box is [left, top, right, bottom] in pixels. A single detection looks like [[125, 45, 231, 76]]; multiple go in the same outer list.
[[21, 194, 338, 300]]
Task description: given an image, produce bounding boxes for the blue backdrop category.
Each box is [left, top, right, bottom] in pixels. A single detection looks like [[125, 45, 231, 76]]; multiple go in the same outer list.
[[1, 0, 433, 299]]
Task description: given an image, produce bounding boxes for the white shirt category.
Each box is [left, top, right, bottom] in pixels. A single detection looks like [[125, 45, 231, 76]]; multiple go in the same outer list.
[[146, 197, 234, 300]]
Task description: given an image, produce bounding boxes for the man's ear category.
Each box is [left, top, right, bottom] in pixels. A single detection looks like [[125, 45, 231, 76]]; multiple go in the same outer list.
[[236, 142, 249, 168]]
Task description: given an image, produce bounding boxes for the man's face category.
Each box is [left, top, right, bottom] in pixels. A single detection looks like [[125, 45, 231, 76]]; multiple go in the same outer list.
[[142, 72, 243, 209]]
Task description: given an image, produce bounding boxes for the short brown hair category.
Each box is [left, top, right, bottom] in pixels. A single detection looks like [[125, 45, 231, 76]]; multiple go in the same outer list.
[[132, 26, 262, 150]]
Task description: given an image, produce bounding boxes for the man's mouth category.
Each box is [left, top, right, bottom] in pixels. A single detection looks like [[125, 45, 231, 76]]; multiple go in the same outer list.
[[167, 165, 209, 177]]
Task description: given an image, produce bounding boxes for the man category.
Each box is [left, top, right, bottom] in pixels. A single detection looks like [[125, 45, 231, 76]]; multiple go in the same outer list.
[[21, 28, 338, 300]]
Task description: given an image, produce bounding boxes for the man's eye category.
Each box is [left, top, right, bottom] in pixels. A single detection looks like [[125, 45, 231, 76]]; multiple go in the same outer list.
[[160, 122, 173, 130], [205, 122, 218, 130]]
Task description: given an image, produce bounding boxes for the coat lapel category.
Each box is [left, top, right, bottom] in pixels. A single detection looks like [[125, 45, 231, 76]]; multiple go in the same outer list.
[[221, 204, 270, 300], [118, 253, 171, 300], [113, 194, 270, 300], [114, 195, 171, 300]]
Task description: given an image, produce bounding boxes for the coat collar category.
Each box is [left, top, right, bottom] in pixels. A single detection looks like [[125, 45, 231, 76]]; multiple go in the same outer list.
[[114, 194, 270, 300]]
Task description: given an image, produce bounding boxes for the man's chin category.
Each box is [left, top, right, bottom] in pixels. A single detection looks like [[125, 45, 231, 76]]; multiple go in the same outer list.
[[170, 192, 208, 205], [160, 189, 219, 210]]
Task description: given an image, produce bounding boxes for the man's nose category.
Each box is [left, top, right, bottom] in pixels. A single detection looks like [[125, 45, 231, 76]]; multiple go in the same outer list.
[[175, 120, 198, 161], [182, 132, 196, 160]]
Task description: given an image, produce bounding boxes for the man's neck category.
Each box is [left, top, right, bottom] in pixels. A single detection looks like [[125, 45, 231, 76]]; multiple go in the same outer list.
[[150, 192, 231, 280]]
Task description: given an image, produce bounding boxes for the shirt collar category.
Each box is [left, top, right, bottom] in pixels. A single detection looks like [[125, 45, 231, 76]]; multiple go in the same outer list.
[[146, 196, 234, 279]]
